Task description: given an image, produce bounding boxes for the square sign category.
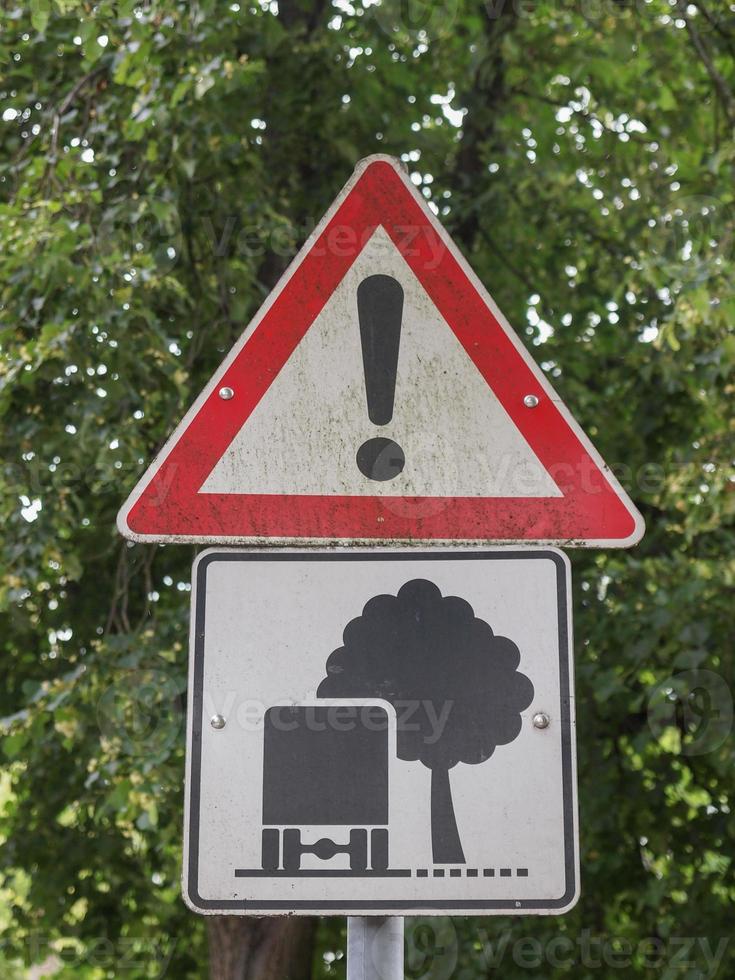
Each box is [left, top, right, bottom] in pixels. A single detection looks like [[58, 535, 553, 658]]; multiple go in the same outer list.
[[184, 549, 579, 916]]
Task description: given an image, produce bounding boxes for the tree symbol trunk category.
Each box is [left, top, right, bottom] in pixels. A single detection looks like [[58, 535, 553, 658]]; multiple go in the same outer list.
[[430, 766, 466, 864]]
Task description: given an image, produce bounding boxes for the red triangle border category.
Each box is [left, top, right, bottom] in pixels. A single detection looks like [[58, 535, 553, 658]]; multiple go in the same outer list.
[[119, 157, 644, 547]]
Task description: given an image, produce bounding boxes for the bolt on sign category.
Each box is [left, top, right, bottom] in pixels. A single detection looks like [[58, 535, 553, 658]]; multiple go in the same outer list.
[[117, 155, 644, 548], [183, 550, 578, 916]]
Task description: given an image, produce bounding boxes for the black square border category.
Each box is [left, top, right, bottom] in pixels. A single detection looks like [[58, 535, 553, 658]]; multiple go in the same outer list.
[[185, 549, 577, 914]]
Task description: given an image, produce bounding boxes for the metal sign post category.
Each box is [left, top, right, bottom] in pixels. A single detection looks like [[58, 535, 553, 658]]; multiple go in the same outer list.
[[347, 916, 404, 980]]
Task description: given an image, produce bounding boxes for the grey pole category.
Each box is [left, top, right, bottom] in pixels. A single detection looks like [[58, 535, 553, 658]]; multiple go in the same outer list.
[[347, 916, 404, 980]]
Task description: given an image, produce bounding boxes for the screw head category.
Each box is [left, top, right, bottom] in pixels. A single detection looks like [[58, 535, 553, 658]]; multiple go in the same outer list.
[[210, 714, 226, 730], [524, 394, 539, 408], [532, 712, 550, 730], [219, 386, 234, 400]]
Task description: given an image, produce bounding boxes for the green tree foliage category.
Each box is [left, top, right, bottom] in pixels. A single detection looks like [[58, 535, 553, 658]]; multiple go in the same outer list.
[[1, 0, 733, 976]]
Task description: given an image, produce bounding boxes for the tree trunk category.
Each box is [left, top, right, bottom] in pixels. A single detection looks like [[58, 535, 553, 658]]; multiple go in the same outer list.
[[207, 916, 316, 980], [430, 766, 466, 864]]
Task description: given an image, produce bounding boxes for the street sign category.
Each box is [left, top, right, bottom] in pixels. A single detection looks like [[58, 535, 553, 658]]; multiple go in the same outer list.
[[183, 548, 579, 916], [118, 154, 644, 548]]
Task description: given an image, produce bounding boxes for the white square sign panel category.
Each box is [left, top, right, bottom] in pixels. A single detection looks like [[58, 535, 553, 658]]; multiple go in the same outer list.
[[183, 549, 579, 915]]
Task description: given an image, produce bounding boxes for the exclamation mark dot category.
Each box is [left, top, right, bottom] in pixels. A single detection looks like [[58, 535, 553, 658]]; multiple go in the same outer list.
[[356, 274, 405, 481]]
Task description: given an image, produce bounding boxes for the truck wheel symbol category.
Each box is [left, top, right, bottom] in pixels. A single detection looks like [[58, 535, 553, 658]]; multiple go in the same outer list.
[[262, 827, 389, 873]]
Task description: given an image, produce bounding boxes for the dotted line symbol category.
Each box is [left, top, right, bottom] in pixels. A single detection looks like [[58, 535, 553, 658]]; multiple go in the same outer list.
[[412, 867, 530, 877]]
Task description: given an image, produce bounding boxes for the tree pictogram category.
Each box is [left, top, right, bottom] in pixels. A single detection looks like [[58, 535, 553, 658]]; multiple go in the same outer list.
[[317, 579, 534, 864]]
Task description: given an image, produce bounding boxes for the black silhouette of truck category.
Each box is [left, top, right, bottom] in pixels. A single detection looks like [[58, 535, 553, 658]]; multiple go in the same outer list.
[[261, 703, 390, 873]]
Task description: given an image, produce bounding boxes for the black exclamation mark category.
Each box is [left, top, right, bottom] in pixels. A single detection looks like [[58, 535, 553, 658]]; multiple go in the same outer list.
[[355, 274, 406, 481]]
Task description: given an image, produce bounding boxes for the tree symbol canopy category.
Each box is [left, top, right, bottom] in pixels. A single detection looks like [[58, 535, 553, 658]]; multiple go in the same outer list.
[[317, 578, 534, 864]]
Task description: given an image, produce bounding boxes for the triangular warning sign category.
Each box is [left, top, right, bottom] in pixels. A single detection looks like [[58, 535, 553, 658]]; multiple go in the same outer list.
[[118, 155, 644, 547]]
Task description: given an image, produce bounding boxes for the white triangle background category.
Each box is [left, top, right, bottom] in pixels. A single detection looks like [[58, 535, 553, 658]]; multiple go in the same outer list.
[[201, 227, 561, 498]]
